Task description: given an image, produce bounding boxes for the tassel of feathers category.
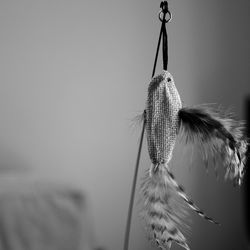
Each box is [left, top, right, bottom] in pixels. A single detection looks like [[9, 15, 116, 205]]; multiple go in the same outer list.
[[141, 164, 190, 250], [141, 164, 220, 250]]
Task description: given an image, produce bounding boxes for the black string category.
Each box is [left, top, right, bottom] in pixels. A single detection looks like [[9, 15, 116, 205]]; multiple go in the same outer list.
[[162, 20, 168, 70], [123, 2, 170, 250], [152, 1, 169, 77], [152, 20, 164, 78]]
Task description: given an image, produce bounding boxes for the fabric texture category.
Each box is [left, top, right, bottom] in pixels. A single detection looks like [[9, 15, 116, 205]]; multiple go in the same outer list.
[[146, 70, 182, 164]]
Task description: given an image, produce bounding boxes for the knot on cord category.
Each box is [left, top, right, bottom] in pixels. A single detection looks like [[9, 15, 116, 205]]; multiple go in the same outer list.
[[159, 1, 172, 23], [160, 1, 169, 14]]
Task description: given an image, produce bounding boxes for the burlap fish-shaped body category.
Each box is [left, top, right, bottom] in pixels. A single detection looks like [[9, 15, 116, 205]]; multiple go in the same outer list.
[[141, 71, 247, 250], [146, 71, 182, 165]]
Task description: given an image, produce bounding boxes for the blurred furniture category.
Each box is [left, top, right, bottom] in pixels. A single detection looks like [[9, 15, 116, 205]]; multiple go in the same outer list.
[[0, 180, 95, 250]]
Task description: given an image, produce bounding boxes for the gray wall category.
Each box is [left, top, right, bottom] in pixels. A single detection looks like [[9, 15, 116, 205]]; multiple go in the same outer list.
[[0, 0, 249, 250]]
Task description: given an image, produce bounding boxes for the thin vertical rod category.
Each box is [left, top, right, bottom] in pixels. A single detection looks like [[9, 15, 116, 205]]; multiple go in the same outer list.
[[123, 115, 146, 250]]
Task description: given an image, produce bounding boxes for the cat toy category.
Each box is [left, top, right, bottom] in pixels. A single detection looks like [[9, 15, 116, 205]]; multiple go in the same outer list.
[[123, 1, 248, 250]]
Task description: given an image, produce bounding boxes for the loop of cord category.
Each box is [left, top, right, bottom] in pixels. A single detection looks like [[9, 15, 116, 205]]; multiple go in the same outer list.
[[159, 1, 172, 23], [152, 1, 171, 77]]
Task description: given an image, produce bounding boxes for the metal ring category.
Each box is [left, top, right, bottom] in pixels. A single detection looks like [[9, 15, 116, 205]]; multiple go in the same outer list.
[[158, 10, 172, 23]]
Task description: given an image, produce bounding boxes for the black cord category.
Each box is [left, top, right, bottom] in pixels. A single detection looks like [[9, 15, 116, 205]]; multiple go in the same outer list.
[[123, 2, 171, 250], [152, 1, 170, 77], [162, 19, 168, 71], [152, 19, 165, 78]]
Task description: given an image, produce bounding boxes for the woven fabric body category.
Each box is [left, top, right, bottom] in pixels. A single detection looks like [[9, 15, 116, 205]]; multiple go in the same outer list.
[[146, 71, 182, 164]]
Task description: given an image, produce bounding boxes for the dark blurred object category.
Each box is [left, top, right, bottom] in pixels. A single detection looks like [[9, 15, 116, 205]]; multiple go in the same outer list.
[[245, 97, 250, 242]]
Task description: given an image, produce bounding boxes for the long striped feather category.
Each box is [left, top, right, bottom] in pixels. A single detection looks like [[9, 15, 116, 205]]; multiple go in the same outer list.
[[165, 168, 220, 225]]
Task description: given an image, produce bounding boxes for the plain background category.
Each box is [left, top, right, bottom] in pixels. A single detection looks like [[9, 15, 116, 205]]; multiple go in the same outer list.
[[0, 0, 249, 250]]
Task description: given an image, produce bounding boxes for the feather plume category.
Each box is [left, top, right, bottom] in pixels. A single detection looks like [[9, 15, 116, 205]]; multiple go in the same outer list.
[[141, 164, 190, 250], [178, 106, 248, 186], [165, 167, 220, 225], [141, 163, 220, 250]]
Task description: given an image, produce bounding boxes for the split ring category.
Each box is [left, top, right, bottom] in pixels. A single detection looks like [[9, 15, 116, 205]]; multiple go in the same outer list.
[[158, 10, 172, 23]]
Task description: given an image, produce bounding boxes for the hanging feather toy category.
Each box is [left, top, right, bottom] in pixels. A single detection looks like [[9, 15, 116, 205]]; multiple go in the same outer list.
[[123, 2, 248, 250], [141, 71, 247, 250]]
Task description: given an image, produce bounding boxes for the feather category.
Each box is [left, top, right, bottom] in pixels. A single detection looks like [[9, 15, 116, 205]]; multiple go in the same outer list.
[[131, 111, 146, 129], [141, 164, 219, 250], [141, 164, 190, 250], [178, 106, 248, 186], [165, 167, 220, 225]]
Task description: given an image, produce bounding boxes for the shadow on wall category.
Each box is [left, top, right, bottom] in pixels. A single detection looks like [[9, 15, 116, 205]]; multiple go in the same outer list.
[[245, 96, 250, 245]]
